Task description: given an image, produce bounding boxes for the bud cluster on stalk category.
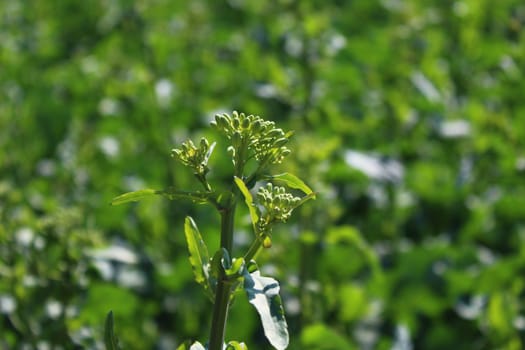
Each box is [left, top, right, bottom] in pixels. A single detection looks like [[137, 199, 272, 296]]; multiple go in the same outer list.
[[171, 138, 215, 178], [255, 183, 301, 234], [211, 111, 291, 167]]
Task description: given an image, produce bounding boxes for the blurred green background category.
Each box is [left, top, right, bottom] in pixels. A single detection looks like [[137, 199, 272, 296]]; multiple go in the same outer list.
[[1, 0, 525, 349]]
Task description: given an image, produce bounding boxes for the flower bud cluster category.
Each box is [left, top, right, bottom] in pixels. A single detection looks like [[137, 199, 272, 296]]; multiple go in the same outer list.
[[211, 111, 291, 166], [256, 183, 301, 227], [171, 138, 214, 177]]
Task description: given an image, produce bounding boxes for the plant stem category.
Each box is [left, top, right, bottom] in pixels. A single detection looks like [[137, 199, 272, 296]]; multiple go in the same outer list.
[[209, 143, 246, 350], [208, 199, 236, 350], [244, 236, 263, 262], [208, 274, 233, 350], [220, 205, 235, 253]]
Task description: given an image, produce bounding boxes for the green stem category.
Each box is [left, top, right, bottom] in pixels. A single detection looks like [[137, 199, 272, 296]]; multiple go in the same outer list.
[[209, 141, 247, 350], [208, 192, 237, 350], [208, 274, 233, 350], [220, 206, 235, 253], [195, 173, 212, 192], [244, 236, 263, 262]]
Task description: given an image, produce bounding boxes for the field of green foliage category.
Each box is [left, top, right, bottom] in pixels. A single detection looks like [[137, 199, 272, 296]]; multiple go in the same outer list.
[[1, 0, 525, 349]]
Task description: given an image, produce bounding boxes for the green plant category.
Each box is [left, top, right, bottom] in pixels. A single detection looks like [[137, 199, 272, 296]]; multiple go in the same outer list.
[[110, 111, 315, 349]]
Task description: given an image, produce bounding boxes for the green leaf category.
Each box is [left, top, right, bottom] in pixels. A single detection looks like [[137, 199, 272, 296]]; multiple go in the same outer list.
[[184, 217, 214, 300], [111, 188, 217, 206], [243, 264, 289, 350], [226, 341, 248, 350], [234, 177, 259, 230], [104, 311, 120, 350], [263, 173, 315, 197], [110, 189, 159, 205]]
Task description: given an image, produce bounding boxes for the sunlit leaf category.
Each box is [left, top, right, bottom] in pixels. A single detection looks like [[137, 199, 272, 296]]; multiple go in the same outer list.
[[111, 188, 217, 206], [184, 216, 214, 300], [243, 264, 288, 350], [234, 176, 259, 230], [263, 173, 315, 197], [110, 189, 159, 205]]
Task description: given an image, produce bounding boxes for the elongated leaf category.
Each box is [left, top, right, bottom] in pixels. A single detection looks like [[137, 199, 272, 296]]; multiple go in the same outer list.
[[111, 189, 159, 205], [243, 266, 289, 350], [104, 311, 120, 350], [184, 217, 213, 300], [263, 173, 315, 197], [234, 176, 259, 230], [112, 188, 215, 206]]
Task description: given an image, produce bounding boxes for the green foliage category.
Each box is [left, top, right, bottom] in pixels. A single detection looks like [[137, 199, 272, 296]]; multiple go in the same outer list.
[[184, 216, 215, 300], [2, 0, 525, 349], [234, 176, 259, 229], [110, 189, 159, 205]]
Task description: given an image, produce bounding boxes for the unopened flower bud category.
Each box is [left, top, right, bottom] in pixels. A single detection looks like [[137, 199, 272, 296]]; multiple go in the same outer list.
[[241, 117, 250, 129], [280, 149, 291, 157], [267, 129, 283, 139], [251, 120, 262, 133], [200, 137, 209, 150], [231, 131, 242, 147], [232, 117, 240, 129], [274, 137, 289, 148], [216, 114, 230, 129]]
